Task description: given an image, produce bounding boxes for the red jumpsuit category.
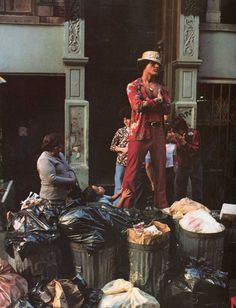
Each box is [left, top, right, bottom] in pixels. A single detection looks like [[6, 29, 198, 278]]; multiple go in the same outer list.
[[122, 77, 171, 208]]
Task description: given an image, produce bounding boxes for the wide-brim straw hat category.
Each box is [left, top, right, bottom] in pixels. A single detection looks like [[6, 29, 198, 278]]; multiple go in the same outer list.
[[137, 51, 161, 65]]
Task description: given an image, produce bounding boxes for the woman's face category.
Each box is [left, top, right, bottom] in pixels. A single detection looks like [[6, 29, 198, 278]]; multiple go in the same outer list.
[[144, 61, 160, 76], [51, 144, 62, 157], [124, 117, 131, 128]]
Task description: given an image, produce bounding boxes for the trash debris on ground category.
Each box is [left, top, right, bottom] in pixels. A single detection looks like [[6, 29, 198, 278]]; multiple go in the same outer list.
[[13, 274, 103, 308]]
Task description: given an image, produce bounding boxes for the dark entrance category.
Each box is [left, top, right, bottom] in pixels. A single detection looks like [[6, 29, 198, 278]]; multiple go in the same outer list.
[[85, 0, 162, 185], [1, 75, 65, 208], [197, 83, 236, 209]]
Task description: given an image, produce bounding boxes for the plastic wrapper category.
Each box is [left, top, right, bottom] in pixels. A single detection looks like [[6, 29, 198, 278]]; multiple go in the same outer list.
[[5, 201, 60, 260], [98, 279, 160, 308], [59, 203, 140, 254], [160, 257, 229, 308], [0, 258, 28, 307], [179, 209, 225, 233]]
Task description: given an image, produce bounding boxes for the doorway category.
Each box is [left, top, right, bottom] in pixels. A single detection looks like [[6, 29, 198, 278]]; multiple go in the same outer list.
[[1, 75, 65, 208], [85, 0, 162, 185], [197, 82, 236, 209]]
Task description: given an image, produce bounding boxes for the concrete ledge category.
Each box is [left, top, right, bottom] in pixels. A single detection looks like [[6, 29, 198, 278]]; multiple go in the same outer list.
[[0, 15, 40, 24], [200, 23, 236, 33]]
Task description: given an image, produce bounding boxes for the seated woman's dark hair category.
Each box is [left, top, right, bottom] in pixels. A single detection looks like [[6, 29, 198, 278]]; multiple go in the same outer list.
[[81, 186, 98, 202], [171, 116, 188, 133], [41, 132, 63, 151]]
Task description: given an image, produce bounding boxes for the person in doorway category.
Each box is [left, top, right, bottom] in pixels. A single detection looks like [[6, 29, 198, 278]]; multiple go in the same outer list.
[[122, 50, 171, 209], [171, 116, 203, 203], [110, 106, 131, 205], [81, 185, 131, 208], [37, 132, 77, 209]]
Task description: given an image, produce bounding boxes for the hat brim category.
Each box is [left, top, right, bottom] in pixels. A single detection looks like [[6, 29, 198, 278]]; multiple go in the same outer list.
[[137, 57, 161, 64]]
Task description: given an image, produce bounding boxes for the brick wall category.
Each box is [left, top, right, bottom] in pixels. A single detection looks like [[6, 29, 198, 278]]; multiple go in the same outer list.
[[0, 0, 65, 24]]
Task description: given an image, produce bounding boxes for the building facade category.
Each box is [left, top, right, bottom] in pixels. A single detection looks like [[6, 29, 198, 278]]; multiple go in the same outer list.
[[0, 0, 235, 208]]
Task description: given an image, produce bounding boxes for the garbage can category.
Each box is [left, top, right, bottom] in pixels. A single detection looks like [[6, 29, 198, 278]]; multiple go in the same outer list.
[[8, 242, 62, 288], [222, 220, 236, 278], [178, 225, 225, 270], [70, 242, 116, 289], [128, 234, 169, 299]]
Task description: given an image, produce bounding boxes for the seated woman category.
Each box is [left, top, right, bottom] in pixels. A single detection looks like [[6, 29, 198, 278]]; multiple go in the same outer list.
[[37, 132, 77, 209], [82, 185, 131, 208]]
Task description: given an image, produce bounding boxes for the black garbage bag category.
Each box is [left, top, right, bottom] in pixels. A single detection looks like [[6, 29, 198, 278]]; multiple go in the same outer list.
[[160, 257, 230, 308], [5, 203, 60, 260], [13, 275, 103, 308], [72, 273, 103, 308], [12, 280, 52, 308], [59, 203, 141, 254]]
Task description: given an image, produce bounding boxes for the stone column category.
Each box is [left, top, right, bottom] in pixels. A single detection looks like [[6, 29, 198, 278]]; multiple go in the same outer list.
[[173, 0, 202, 128], [206, 0, 221, 23], [63, 0, 89, 189]]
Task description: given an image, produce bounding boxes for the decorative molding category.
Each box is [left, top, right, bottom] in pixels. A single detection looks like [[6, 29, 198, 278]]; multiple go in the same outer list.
[[65, 0, 81, 21], [183, 15, 195, 57], [68, 18, 81, 54], [181, 0, 205, 16], [63, 57, 89, 66], [172, 59, 202, 68]]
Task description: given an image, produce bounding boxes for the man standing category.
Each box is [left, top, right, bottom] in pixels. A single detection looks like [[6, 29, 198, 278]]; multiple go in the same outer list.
[[122, 51, 171, 209], [172, 116, 203, 203]]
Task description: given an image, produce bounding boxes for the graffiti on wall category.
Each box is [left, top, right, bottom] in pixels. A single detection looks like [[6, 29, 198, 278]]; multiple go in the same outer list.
[[69, 105, 84, 164], [177, 107, 193, 127]]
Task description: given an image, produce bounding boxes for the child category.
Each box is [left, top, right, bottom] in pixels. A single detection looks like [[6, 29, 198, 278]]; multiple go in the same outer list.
[[82, 185, 131, 208], [110, 106, 131, 205]]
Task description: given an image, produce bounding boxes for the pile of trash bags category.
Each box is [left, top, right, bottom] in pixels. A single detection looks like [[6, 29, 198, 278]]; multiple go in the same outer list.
[[5, 197, 60, 261], [13, 273, 103, 308], [160, 257, 229, 308], [59, 202, 142, 254]]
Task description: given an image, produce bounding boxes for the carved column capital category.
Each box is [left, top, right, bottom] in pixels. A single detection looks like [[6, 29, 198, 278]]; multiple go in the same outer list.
[[65, 0, 82, 21], [181, 0, 207, 16]]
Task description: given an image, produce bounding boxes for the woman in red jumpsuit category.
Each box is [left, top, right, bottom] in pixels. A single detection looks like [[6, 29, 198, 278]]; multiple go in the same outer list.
[[122, 51, 171, 209]]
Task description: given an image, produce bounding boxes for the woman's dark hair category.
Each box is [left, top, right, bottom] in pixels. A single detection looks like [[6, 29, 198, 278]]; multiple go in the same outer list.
[[164, 123, 172, 137], [81, 186, 98, 202], [118, 105, 131, 120], [137, 60, 150, 75], [41, 133, 63, 151], [171, 116, 188, 133]]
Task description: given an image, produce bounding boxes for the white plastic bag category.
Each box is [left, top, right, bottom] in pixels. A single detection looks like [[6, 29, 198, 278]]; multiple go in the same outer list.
[[98, 279, 160, 308], [179, 209, 225, 233]]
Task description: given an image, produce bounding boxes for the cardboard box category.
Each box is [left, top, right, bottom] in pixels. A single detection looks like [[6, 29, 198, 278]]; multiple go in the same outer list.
[[220, 203, 236, 221]]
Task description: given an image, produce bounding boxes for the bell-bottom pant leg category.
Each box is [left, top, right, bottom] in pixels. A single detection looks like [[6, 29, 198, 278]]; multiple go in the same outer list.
[[149, 127, 168, 208], [122, 139, 150, 208]]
